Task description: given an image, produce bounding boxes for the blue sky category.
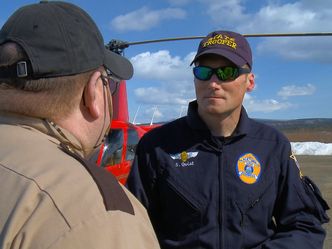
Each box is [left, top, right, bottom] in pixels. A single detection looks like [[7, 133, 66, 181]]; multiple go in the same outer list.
[[1, 0, 332, 123]]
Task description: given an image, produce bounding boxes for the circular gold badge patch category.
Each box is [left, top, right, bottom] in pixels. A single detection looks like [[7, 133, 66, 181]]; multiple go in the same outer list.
[[236, 153, 261, 184]]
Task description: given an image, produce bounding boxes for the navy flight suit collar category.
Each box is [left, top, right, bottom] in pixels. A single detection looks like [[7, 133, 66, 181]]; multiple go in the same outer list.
[[186, 100, 252, 141]]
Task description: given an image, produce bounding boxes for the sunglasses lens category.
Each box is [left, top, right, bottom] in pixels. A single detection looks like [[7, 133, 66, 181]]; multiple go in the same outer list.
[[193, 66, 245, 82], [193, 66, 212, 80], [216, 67, 239, 81]]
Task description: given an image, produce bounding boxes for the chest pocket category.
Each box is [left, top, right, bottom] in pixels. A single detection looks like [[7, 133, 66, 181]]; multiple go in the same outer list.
[[231, 180, 275, 248], [157, 175, 203, 240], [235, 180, 275, 225]]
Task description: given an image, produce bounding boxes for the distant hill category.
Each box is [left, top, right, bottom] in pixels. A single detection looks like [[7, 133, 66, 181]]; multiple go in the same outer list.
[[258, 118, 332, 143]]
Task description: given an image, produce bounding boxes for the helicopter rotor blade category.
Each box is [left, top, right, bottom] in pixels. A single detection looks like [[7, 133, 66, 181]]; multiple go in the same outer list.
[[128, 32, 332, 45], [107, 32, 332, 54]]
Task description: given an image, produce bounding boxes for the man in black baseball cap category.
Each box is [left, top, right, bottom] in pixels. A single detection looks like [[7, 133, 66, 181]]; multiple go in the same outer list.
[[0, 0, 133, 80], [0, 1, 160, 248], [127, 30, 328, 249]]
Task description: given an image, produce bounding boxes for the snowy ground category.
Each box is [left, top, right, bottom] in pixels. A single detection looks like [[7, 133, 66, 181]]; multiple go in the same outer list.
[[291, 142, 332, 155]]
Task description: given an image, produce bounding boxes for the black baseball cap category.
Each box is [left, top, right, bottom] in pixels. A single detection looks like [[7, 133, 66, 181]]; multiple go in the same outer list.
[[0, 1, 133, 80], [191, 30, 252, 69]]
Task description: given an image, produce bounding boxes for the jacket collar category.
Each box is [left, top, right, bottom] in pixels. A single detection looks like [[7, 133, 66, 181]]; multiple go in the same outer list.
[[186, 100, 252, 138], [186, 101, 210, 132], [0, 111, 84, 157]]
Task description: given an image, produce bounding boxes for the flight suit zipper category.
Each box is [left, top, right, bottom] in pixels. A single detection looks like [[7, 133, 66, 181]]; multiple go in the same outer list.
[[218, 142, 225, 249], [204, 136, 225, 248]]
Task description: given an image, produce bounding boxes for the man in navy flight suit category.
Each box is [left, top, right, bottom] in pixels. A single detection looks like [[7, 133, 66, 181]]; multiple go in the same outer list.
[[127, 30, 329, 249]]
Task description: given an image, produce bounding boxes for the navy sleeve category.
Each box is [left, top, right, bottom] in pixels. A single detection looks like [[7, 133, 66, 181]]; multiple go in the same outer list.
[[126, 138, 158, 212], [257, 143, 329, 249]]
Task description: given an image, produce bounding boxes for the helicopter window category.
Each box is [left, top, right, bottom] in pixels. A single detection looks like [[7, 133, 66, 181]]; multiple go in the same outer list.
[[126, 128, 139, 161], [100, 129, 123, 167]]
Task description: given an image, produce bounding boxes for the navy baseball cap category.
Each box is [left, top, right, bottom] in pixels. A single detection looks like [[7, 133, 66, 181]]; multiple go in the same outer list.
[[0, 1, 133, 80], [191, 30, 252, 69]]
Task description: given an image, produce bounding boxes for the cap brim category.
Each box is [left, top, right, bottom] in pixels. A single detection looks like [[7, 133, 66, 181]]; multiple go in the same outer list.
[[191, 49, 247, 68], [104, 49, 133, 80]]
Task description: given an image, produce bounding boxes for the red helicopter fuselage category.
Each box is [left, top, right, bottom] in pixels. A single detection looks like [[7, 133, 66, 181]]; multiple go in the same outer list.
[[96, 80, 160, 184]]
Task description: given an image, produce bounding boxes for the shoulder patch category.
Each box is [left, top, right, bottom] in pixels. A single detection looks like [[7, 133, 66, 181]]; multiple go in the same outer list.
[[236, 153, 261, 184], [290, 151, 303, 178]]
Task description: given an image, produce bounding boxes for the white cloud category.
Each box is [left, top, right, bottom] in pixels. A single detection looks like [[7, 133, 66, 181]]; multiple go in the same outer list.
[[129, 50, 195, 122], [240, 2, 317, 33], [237, 1, 332, 62], [129, 50, 301, 121], [167, 0, 191, 6], [130, 50, 193, 81], [244, 94, 292, 113], [144, 106, 163, 121], [111, 0, 332, 62], [256, 37, 332, 63], [210, 0, 332, 34], [133, 104, 190, 124], [134, 87, 192, 106], [197, 0, 332, 62], [132, 106, 163, 124], [277, 83, 316, 98], [198, 0, 248, 25], [111, 7, 186, 32]]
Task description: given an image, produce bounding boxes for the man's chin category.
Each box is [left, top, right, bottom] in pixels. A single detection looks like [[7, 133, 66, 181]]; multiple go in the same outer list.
[[202, 105, 225, 115]]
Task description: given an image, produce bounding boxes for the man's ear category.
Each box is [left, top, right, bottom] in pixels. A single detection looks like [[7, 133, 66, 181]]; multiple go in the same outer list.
[[83, 70, 102, 119], [246, 73, 255, 92]]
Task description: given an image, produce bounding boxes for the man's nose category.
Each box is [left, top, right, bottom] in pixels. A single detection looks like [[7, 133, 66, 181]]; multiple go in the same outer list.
[[206, 74, 221, 88]]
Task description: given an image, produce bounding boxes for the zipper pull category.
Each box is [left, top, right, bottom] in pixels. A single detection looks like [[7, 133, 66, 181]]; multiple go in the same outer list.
[[250, 198, 260, 208]]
